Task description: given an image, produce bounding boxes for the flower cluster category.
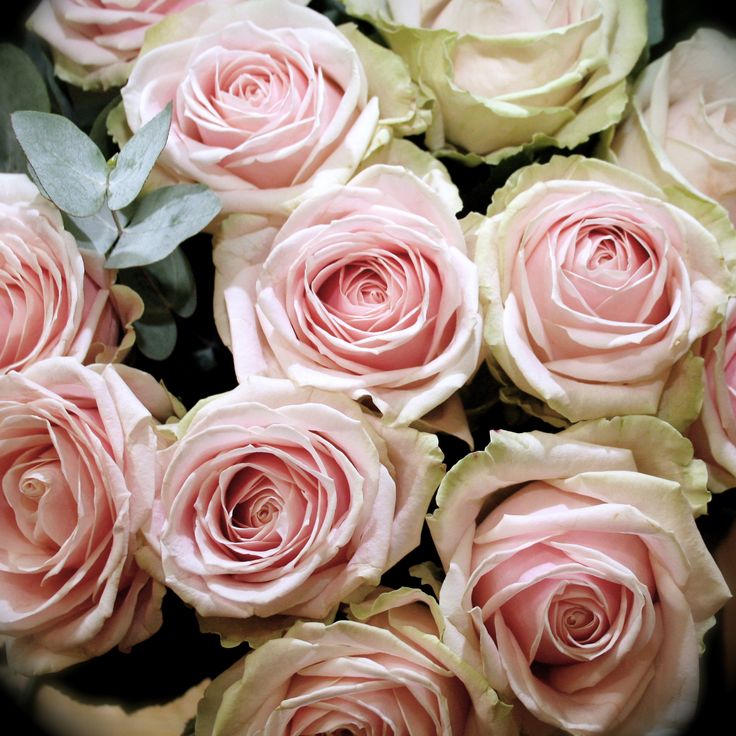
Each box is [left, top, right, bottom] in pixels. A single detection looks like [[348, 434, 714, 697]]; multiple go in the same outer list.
[[1, 1, 735, 735]]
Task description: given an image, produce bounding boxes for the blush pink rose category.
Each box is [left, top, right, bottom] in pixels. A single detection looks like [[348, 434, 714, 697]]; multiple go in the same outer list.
[[429, 416, 729, 736], [0, 358, 177, 674], [0, 174, 142, 374], [27, 0, 205, 89], [214, 165, 482, 425], [119, 0, 379, 218], [143, 376, 443, 626], [688, 297, 736, 491], [608, 29, 736, 225], [471, 155, 732, 426], [195, 588, 514, 736]]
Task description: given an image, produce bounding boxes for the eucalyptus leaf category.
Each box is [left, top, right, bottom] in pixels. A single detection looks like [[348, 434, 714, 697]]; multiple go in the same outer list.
[[145, 247, 197, 318], [134, 317, 178, 361], [115, 265, 168, 318], [647, 0, 664, 47], [0, 44, 50, 173], [107, 102, 172, 210], [106, 184, 221, 268], [115, 264, 179, 360], [89, 94, 122, 159], [11, 110, 108, 216], [62, 205, 120, 254], [26, 162, 50, 199]]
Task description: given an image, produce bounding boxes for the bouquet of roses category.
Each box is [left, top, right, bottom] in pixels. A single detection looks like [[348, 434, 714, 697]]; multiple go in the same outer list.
[[1, 1, 735, 735]]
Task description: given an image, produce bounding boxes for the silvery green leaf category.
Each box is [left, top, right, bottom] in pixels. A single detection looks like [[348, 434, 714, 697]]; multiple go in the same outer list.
[[116, 264, 166, 317], [647, 0, 664, 46], [106, 184, 220, 268], [89, 94, 121, 159], [26, 161, 50, 199], [0, 44, 50, 173], [135, 317, 178, 361], [62, 205, 120, 254], [145, 247, 197, 318], [107, 102, 172, 210], [115, 264, 178, 360], [11, 110, 108, 216]]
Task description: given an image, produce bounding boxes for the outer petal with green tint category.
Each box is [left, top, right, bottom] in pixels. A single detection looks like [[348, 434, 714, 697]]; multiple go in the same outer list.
[[340, 22, 433, 138], [428, 417, 729, 736], [196, 588, 515, 736], [344, 0, 647, 164], [604, 29, 736, 241], [470, 155, 733, 425]]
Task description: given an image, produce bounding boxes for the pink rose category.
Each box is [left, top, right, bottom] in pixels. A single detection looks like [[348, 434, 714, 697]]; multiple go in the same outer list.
[[28, 0, 205, 89], [0, 174, 141, 375], [471, 155, 732, 425], [608, 29, 736, 225], [0, 358, 177, 674], [214, 165, 482, 425], [689, 297, 736, 491], [119, 0, 379, 218], [143, 376, 443, 625], [429, 417, 729, 736], [196, 588, 514, 736]]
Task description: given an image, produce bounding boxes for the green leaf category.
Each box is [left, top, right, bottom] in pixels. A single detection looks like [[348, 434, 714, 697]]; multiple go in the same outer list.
[[145, 247, 197, 318], [105, 184, 221, 268], [0, 44, 50, 173], [22, 35, 73, 120], [11, 110, 108, 216], [116, 264, 179, 360], [62, 205, 121, 254], [89, 93, 122, 159], [107, 102, 172, 210], [646, 0, 664, 47], [135, 317, 178, 361]]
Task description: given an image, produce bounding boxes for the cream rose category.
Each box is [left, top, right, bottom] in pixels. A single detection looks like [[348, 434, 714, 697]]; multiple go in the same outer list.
[[344, 0, 647, 163], [214, 165, 482, 426], [118, 0, 380, 218], [0, 358, 177, 675], [0, 174, 141, 375], [144, 376, 443, 626], [688, 297, 736, 491], [470, 155, 733, 426], [608, 29, 736, 226], [429, 416, 729, 736], [195, 588, 514, 736]]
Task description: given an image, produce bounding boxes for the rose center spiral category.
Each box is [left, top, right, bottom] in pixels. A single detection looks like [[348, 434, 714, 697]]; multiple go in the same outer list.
[[19, 461, 62, 501]]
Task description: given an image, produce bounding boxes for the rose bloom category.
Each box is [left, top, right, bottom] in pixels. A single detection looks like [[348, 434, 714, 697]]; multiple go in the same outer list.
[[608, 29, 736, 225], [429, 416, 729, 736], [143, 376, 443, 625], [344, 0, 647, 163], [27, 0, 207, 90], [195, 588, 514, 736], [0, 173, 141, 375], [118, 0, 380, 218], [0, 357, 177, 675], [470, 155, 732, 425], [214, 165, 482, 426], [688, 297, 736, 491]]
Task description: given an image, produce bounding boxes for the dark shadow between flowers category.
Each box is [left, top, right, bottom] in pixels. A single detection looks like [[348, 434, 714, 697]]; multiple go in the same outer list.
[[123, 235, 239, 409]]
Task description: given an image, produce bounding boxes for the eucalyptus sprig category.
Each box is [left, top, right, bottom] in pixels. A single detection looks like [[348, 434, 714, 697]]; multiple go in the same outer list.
[[9, 102, 221, 360]]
